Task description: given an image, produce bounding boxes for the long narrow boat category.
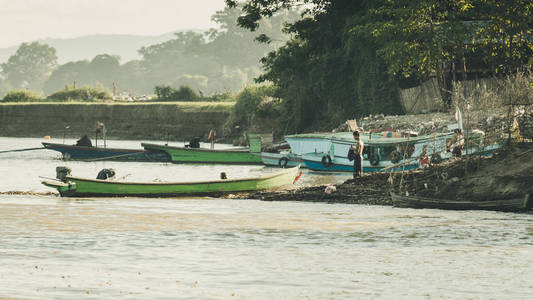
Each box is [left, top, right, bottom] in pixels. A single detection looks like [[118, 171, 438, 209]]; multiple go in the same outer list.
[[301, 132, 452, 172], [42, 166, 301, 197], [391, 192, 532, 212], [42, 142, 169, 162], [141, 142, 262, 164], [301, 130, 500, 173]]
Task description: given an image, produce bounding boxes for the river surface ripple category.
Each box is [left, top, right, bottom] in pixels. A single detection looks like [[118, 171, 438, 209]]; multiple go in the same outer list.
[[0, 137, 532, 299]]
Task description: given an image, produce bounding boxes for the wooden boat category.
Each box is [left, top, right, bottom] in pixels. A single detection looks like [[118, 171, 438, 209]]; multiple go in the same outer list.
[[391, 192, 532, 212], [42, 142, 169, 162], [260, 151, 305, 168], [42, 166, 301, 197], [141, 142, 263, 164]]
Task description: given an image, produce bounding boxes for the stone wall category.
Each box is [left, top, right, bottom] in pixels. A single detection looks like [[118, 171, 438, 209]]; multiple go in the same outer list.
[[0, 103, 232, 141]]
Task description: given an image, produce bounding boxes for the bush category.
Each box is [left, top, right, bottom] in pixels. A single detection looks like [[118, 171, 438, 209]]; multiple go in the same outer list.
[[208, 91, 234, 102], [47, 86, 112, 102], [154, 85, 199, 101], [225, 85, 282, 139], [2, 90, 43, 102]]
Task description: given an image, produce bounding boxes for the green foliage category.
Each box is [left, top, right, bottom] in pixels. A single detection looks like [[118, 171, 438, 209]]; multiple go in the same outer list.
[[1, 42, 57, 90], [43, 55, 121, 95], [226, 85, 281, 136], [227, 0, 533, 132], [154, 85, 199, 101], [46, 86, 112, 102], [1, 90, 43, 102], [16, 7, 296, 98], [232, 0, 404, 132]]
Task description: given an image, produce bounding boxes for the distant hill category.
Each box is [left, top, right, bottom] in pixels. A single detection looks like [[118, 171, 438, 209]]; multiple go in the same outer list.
[[0, 30, 204, 64]]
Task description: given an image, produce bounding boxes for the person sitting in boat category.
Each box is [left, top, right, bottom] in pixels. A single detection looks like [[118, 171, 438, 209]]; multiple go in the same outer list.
[[448, 129, 464, 158], [75, 135, 92, 147], [97, 168, 115, 180], [419, 145, 430, 168], [186, 137, 200, 148]]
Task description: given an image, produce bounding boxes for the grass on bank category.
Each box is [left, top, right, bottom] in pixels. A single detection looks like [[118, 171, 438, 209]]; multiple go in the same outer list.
[[0, 101, 235, 112]]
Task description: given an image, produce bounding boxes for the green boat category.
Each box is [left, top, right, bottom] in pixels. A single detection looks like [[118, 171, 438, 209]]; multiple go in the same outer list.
[[42, 166, 301, 197], [141, 141, 263, 165]]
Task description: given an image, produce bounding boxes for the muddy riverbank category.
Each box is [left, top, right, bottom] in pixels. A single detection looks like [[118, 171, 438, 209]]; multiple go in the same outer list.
[[228, 144, 533, 206]]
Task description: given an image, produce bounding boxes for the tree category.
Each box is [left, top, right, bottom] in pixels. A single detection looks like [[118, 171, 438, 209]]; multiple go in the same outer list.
[[1, 42, 57, 90], [226, 0, 533, 132], [43, 60, 90, 94], [227, 0, 404, 132]]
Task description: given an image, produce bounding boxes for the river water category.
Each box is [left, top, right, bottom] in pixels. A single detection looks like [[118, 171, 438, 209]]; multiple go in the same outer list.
[[0, 137, 532, 299]]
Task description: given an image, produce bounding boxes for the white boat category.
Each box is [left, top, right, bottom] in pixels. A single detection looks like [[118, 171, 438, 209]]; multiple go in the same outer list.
[[260, 151, 304, 168]]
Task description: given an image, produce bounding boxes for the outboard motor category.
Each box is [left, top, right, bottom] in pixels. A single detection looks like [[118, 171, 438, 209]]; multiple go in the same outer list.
[[56, 166, 72, 182], [186, 137, 200, 148], [96, 168, 115, 180]]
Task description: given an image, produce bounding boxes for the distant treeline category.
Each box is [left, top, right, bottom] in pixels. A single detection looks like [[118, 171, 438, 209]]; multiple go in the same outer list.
[[0, 6, 299, 98]]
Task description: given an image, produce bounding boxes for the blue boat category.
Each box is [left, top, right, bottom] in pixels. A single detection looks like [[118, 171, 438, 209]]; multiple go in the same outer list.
[[302, 152, 420, 172], [302, 130, 498, 173], [260, 151, 304, 168], [42, 142, 170, 162], [262, 131, 367, 168]]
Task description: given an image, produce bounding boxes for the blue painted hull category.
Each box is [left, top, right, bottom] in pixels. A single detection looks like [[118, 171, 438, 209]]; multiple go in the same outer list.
[[302, 156, 419, 173], [42, 142, 169, 161]]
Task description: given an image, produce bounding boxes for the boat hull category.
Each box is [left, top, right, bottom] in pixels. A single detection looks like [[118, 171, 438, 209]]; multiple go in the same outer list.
[[42, 142, 169, 162], [42, 167, 301, 197], [391, 193, 532, 212], [302, 153, 418, 172], [260, 152, 304, 168], [141, 143, 262, 164]]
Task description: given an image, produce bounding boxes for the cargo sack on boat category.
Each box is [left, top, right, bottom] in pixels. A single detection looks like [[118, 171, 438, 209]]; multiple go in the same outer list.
[[347, 149, 356, 161], [186, 137, 200, 148], [75, 135, 92, 147], [97, 168, 115, 180], [56, 166, 72, 182]]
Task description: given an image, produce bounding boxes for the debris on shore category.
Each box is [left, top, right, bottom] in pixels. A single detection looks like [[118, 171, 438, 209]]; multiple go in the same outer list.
[[226, 144, 533, 206]]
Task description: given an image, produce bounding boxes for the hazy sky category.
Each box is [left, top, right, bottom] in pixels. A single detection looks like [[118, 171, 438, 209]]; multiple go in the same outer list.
[[0, 0, 226, 48]]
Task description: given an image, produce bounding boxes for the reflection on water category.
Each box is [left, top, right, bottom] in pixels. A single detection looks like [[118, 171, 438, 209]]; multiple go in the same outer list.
[[0, 137, 532, 299]]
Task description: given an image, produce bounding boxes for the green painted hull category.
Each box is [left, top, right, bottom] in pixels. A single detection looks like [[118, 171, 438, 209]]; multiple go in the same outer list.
[[141, 143, 262, 164], [42, 166, 301, 197]]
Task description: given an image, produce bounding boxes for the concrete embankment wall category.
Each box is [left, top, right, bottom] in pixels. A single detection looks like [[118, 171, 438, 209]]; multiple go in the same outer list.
[[0, 102, 232, 141]]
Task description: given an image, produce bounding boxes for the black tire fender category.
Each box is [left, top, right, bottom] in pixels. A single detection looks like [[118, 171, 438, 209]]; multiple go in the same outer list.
[[278, 157, 289, 168], [369, 153, 380, 166], [430, 153, 442, 164], [321, 155, 332, 167], [390, 150, 401, 163]]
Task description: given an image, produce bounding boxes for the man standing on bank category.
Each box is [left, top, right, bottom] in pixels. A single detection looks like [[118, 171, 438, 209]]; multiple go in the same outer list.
[[348, 130, 364, 179], [208, 128, 216, 150]]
